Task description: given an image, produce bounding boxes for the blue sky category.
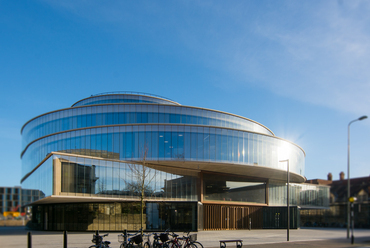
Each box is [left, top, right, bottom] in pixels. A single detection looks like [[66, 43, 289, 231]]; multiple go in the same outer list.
[[1, 0, 370, 187]]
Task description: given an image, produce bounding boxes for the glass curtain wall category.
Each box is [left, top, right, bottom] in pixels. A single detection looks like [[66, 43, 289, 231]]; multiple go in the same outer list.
[[21, 104, 272, 148], [268, 181, 330, 208], [21, 126, 304, 179], [22, 154, 198, 201], [72, 94, 179, 107], [22, 156, 53, 200], [31, 202, 197, 231], [203, 173, 266, 204]]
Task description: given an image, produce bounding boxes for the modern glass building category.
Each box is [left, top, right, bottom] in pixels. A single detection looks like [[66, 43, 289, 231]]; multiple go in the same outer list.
[[21, 92, 326, 231], [0, 186, 41, 218]]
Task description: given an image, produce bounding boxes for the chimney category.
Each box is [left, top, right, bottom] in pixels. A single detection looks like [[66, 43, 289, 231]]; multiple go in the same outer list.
[[327, 173, 332, 181], [340, 171, 345, 181]]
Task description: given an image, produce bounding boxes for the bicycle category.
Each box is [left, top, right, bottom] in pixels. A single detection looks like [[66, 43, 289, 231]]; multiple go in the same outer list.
[[168, 231, 203, 248], [167, 232, 183, 248], [184, 232, 203, 248], [143, 233, 151, 248], [90, 231, 111, 248], [152, 229, 171, 248], [119, 229, 150, 248]]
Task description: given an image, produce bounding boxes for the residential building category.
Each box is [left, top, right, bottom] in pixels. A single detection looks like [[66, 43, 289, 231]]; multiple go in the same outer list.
[[303, 172, 370, 228]]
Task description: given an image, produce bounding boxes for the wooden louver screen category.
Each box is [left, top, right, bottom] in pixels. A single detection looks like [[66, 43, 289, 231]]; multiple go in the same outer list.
[[204, 204, 251, 230]]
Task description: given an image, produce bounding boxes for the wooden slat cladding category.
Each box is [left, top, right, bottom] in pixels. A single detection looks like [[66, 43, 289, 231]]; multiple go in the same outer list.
[[204, 204, 263, 230]]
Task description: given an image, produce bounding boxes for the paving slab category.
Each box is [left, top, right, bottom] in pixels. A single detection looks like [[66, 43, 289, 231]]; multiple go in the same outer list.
[[0, 226, 369, 248]]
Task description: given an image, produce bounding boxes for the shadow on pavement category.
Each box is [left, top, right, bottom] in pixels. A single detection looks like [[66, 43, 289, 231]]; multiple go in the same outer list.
[[0, 226, 66, 236]]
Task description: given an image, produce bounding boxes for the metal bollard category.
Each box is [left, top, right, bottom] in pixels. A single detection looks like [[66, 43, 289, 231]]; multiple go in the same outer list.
[[64, 230, 68, 248], [95, 230, 100, 245], [124, 229, 127, 243], [27, 232, 32, 248]]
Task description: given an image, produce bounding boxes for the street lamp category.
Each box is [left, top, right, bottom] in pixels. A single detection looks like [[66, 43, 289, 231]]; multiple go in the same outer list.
[[347, 115, 367, 239], [280, 159, 289, 242]]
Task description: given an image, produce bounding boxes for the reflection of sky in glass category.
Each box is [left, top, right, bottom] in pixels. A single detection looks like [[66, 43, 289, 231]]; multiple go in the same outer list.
[[226, 181, 264, 189], [21, 127, 305, 179], [51, 154, 197, 201], [21, 156, 53, 199], [269, 182, 329, 207], [21, 105, 273, 149]]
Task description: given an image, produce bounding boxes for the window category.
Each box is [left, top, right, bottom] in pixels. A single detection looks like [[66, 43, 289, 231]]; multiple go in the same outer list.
[[203, 173, 266, 204]]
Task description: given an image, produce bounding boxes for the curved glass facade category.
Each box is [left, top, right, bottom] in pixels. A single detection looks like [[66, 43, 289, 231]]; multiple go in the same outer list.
[[21, 105, 273, 152], [21, 125, 303, 180], [72, 93, 180, 107], [21, 92, 311, 231]]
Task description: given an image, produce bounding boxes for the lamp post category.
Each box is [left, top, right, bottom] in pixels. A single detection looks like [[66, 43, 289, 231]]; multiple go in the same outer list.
[[280, 159, 289, 241], [347, 115, 367, 239]]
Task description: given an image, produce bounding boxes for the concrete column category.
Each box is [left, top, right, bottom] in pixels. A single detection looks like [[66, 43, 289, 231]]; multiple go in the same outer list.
[[53, 158, 62, 195]]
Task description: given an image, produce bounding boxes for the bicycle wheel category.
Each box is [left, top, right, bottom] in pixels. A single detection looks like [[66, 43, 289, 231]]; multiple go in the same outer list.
[[184, 243, 197, 248], [175, 239, 185, 248], [192, 241, 203, 248], [167, 241, 180, 248], [152, 241, 161, 248], [120, 243, 130, 248], [144, 241, 151, 248]]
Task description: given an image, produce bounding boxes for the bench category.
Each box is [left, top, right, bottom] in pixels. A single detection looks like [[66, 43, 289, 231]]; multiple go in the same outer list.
[[219, 239, 243, 248]]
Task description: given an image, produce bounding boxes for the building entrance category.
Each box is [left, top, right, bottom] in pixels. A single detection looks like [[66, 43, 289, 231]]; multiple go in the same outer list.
[[204, 204, 254, 230], [221, 206, 249, 229]]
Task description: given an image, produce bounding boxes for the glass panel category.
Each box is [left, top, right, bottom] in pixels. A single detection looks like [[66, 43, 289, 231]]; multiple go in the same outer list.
[[190, 132, 197, 161], [164, 131, 171, 160], [203, 173, 266, 204], [197, 128, 204, 160]]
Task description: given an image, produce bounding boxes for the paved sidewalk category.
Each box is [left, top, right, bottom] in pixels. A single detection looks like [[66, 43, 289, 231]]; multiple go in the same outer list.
[[230, 237, 370, 248], [198, 228, 370, 248], [0, 226, 369, 248], [243, 238, 370, 248]]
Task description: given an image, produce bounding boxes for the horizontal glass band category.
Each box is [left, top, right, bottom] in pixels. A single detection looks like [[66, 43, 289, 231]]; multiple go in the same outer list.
[[22, 104, 272, 149], [21, 125, 304, 179]]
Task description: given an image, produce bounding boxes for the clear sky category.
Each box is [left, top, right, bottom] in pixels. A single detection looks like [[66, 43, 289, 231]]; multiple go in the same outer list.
[[1, 0, 369, 187]]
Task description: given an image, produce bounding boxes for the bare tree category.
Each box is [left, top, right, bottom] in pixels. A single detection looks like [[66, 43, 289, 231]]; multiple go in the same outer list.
[[124, 146, 155, 234], [174, 152, 185, 161], [96, 178, 106, 194]]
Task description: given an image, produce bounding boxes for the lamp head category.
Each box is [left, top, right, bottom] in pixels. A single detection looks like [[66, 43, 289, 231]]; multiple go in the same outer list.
[[359, 115, 368, 121]]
